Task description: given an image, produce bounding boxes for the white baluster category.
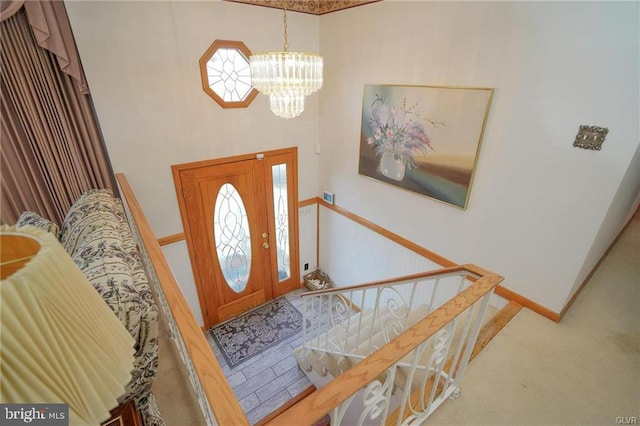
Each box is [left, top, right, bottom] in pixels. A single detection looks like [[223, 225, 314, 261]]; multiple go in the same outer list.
[[358, 367, 397, 425]]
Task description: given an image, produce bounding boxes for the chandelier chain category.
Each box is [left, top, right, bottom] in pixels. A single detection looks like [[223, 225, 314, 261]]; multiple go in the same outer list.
[[282, 2, 288, 52]]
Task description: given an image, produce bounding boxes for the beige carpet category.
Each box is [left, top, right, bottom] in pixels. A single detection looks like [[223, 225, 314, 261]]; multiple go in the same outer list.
[[429, 215, 640, 425]]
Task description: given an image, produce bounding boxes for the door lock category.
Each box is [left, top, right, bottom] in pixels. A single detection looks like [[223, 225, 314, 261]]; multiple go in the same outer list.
[[262, 242, 270, 249], [262, 232, 269, 238]]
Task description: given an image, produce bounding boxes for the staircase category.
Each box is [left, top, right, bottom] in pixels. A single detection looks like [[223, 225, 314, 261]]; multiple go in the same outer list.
[[291, 266, 499, 425], [119, 172, 505, 426]]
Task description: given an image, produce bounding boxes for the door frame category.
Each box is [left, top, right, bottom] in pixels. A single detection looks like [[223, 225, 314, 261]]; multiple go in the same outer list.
[[172, 147, 300, 327]]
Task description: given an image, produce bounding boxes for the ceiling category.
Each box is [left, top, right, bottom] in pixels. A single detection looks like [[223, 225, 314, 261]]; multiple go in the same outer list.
[[224, 0, 382, 15]]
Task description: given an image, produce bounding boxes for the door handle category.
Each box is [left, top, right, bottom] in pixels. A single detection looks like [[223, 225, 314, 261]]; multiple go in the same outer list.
[[263, 242, 270, 249]]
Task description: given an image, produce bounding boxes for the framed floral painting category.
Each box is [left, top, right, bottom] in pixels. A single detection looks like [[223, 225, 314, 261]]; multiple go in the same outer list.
[[358, 84, 493, 209]]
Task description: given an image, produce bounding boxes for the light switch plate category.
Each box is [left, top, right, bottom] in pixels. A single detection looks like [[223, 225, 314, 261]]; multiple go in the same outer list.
[[573, 125, 608, 151]]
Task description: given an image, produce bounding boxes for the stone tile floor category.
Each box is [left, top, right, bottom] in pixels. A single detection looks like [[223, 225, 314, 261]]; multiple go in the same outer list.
[[205, 289, 313, 425]]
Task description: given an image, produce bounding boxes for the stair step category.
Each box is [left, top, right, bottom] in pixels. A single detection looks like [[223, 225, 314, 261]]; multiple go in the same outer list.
[[323, 309, 377, 353], [369, 303, 432, 353], [306, 308, 383, 350], [297, 303, 434, 380]]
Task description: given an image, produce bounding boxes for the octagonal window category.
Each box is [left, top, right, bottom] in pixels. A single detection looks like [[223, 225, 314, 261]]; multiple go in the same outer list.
[[199, 40, 257, 108]]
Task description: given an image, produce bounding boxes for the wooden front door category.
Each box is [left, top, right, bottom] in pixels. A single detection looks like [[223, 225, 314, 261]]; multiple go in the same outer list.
[[173, 148, 299, 328]]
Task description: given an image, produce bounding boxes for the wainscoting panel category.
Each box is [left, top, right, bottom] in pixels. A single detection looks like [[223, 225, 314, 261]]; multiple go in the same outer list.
[[298, 204, 318, 281], [318, 205, 441, 288]]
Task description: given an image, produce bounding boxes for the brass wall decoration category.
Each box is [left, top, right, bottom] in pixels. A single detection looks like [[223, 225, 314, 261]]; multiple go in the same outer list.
[[573, 125, 608, 151]]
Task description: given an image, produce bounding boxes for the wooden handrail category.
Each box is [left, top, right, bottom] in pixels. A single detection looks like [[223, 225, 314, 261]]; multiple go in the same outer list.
[[268, 267, 503, 426], [116, 173, 248, 426], [300, 264, 472, 297]]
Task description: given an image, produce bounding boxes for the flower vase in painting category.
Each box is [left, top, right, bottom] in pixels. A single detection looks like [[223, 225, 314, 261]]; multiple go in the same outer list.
[[379, 151, 406, 181], [365, 93, 440, 182]]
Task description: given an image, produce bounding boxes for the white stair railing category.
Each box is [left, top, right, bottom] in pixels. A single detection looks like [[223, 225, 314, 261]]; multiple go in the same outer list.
[[291, 265, 500, 426]]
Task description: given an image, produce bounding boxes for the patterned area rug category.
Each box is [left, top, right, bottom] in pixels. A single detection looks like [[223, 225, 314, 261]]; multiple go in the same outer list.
[[209, 297, 304, 367]]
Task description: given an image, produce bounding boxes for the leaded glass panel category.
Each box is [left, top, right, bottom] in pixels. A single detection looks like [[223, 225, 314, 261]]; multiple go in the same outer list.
[[213, 183, 251, 293], [272, 164, 291, 282]]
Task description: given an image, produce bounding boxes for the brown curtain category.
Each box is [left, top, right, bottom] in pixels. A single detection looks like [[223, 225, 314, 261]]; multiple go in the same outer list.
[[0, 3, 115, 225]]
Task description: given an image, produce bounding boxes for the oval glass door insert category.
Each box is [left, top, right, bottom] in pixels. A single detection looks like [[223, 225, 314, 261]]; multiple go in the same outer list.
[[213, 183, 252, 293]]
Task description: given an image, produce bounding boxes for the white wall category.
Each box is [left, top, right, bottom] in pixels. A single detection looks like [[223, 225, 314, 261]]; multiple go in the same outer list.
[[66, 1, 321, 324], [68, 0, 639, 318], [571, 142, 640, 303], [161, 241, 204, 325], [318, 1, 640, 313]]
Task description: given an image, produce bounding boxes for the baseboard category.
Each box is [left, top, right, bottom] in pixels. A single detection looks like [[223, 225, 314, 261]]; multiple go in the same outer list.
[[315, 199, 562, 322], [495, 285, 560, 322], [314, 199, 638, 324]]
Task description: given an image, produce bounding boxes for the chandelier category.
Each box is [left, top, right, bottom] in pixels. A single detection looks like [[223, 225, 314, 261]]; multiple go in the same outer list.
[[250, 4, 323, 119]]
